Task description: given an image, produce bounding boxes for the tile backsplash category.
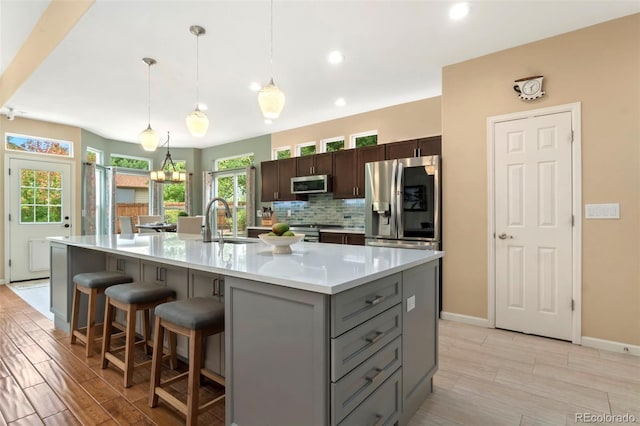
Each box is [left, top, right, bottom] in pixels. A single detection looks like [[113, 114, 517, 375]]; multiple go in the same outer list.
[[271, 193, 365, 228]]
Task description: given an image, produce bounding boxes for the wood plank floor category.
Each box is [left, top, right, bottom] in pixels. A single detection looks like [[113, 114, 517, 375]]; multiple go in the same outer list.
[[1, 285, 638, 425]]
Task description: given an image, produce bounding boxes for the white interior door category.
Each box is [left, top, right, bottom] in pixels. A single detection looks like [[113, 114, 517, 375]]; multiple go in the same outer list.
[[494, 111, 573, 341], [8, 157, 72, 282]]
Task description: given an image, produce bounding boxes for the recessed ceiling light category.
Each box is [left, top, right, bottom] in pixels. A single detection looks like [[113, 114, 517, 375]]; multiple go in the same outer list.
[[249, 82, 262, 91], [264, 119, 273, 124], [197, 103, 208, 111], [328, 50, 344, 64], [335, 98, 346, 107], [449, 2, 470, 20]]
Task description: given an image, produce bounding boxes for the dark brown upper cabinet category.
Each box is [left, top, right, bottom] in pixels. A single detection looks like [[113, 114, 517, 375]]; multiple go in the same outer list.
[[261, 158, 307, 202], [296, 152, 333, 177], [385, 136, 442, 160], [333, 145, 385, 199]]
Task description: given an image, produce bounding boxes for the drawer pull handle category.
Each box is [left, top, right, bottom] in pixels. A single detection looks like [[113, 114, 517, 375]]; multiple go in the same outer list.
[[366, 331, 385, 344], [372, 414, 384, 426], [366, 368, 384, 384], [366, 295, 385, 306]]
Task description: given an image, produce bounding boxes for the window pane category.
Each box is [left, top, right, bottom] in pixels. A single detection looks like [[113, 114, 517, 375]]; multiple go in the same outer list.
[[21, 188, 34, 204], [21, 206, 34, 222], [237, 208, 247, 235], [35, 206, 48, 222], [21, 169, 35, 186], [111, 156, 150, 170], [36, 188, 48, 204], [50, 189, 62, 205], [36, 170, 48, 187], [87, 151, 97, 163], [49, 206, 62, 222], [300, 145, 316, 156], [326, 140, 344, 152], [276, 149, 290, 159], [217, 155, 254, 171], [49, 171, 62, 188], [355, 135, 378, 148], [217, 176, 234, 201], [6, 134, 73, 157]]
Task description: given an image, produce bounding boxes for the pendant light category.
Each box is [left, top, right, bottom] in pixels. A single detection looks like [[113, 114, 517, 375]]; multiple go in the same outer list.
[[258, 0, 285, 119], [150, 132, 186, 183], [186, 25, 209, 137], [140, 57, 159, 151]]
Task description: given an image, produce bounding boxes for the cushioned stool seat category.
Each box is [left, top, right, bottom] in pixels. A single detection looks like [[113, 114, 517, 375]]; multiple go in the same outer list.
[[70, 271, 134, 357], [101, 283, 176, 388], [150, 297, 225, 426]]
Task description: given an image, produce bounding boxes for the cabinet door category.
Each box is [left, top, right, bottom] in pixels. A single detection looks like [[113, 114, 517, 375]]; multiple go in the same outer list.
[[106, 254, 141, 281], [345, 234, 365, 246], [296, 156, 315, 177], [319, 232, 344, 244], [190, 271, 225, 377], [417, 136, 442, 156], [332, 149, 356, 199], [314, 152, 334, 176], [247, 228, 264, 238], [277, 157, 299, 201], [261, 160, 279, 202], [355, 145, 385, 198], [385, 140, 417, 160]]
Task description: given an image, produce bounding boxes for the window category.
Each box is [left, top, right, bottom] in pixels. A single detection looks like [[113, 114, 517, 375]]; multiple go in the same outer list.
[[163, 160, 187, 223], [20, 169, 63, 223], [6, 133, 73, 158], [110, 154, 151, 171], [296, 141, 316, 157], [86, 147, 103, 164], [273, 146, 291, 160], [350, 131, 378, 148], [212, 154, 254, 237], [216, 153, 254, 171], [321, 136, 345, 152]]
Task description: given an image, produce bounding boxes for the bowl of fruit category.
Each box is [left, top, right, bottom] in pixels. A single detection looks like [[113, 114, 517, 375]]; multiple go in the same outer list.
[[258, 223, 304, 254]]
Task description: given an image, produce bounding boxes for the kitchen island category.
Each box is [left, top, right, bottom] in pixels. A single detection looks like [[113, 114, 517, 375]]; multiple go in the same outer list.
[[50, 233, 443, 426]]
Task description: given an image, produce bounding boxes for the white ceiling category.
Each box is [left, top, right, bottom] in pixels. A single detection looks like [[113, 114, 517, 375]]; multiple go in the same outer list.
[[2, 1, 639, 149]]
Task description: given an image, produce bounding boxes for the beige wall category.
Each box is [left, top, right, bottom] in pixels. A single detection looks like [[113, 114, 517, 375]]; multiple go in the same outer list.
[[442, 14, 640, 345], [271, 97, 441, 152], [0, 117, 83, 282]]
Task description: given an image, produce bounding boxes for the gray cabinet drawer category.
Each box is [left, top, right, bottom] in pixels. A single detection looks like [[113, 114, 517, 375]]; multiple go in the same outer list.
[[331, 305, 402, 381], [331, 272, 401, 337], [332, 336, 402, 425], [338, 368, 401, 426]]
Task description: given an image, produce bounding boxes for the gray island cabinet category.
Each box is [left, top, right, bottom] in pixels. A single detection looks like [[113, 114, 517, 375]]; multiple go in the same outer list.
[[49, 234, 442, 425]]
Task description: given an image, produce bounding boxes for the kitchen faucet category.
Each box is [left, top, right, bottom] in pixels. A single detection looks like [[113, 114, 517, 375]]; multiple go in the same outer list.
[[203, 197, 232, 243]]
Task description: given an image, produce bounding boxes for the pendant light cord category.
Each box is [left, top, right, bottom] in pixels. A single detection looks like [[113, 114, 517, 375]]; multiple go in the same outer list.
[[270, 0, 274, 78], [147, 62, 152, 126], [195, 33, 200, 106]]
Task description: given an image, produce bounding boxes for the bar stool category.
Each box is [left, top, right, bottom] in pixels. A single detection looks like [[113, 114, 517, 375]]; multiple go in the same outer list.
[[70, 271, 134, 357], [149, 297, 225, 426], [101, 282, 176, 388]]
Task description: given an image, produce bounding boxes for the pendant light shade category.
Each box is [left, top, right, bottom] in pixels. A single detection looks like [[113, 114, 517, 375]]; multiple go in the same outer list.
[[186, 107, 209, 137], [258, 78, 285, 119], [140, 57, 159, 151], [186, 25, 209, 137], [258, 0, 285, 119]]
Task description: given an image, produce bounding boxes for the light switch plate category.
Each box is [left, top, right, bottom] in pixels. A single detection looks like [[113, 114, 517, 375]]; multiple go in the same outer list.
[[407, 295, 416, 312], [585, 203, 620, 219]]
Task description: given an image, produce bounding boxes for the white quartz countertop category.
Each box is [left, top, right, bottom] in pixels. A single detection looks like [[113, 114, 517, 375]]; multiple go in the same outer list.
[[318, 228, 364, 234], [50, 234, 443, 295]]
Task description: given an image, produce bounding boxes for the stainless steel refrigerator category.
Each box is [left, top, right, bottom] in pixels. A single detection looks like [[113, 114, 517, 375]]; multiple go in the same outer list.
[[365, 155, 440, 250]]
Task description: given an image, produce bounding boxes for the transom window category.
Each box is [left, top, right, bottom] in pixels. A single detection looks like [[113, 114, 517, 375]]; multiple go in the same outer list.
[[351, 131, 378, 148], [296, 141, 317, 156], [110, 154, 151, 170], [273, 146, 291, 160], [20, 168, 63, 223], [216, 153, 254, 171], [6, 133, 73, 158], [87, 147, 103, 164], [321, 136, 345, 152]]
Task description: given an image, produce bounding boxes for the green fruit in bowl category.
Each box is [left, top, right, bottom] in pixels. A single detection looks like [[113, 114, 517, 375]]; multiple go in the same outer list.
[[267, 231, 277, 236], [282, 230, 295, 236], [271, 222, 290, 235]]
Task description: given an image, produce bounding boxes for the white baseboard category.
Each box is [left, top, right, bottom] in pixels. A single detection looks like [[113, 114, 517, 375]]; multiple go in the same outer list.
[[0, 279, 5, 285], [440, 311, 491, 328], [581, 336, 640, 357]]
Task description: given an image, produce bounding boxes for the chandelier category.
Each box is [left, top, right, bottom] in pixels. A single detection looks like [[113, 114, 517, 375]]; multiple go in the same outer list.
[[150, 132, 186, 183]]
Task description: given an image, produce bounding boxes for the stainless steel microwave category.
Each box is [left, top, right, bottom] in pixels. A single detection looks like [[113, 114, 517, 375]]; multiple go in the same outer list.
[[291, 175, 332, 194]]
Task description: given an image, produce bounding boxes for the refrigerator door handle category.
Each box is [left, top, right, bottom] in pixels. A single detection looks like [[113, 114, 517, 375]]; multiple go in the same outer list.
[[395, 161, 404, 239]]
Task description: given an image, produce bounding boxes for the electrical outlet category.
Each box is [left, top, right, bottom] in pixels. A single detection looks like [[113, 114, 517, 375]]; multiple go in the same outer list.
[[407, 295, 416, 312], [585, 203, 620, 219], [287, 209, 292, 217], [257, 210, 263, 217]]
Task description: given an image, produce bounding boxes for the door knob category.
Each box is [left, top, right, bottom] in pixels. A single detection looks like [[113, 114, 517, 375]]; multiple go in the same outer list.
[[497, 233, 512, 240], [64, 224, 70, 228]]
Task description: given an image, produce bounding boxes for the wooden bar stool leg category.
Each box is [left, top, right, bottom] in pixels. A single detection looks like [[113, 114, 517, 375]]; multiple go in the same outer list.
[[70, 285, 80, 344], [149, 316, 164, 408], [169, 330, 177, 370], [123, 304, 137, 388], [143, 309, 151, 355], [186, 329, 203, 426], [101, 296, 115, 369], [85, 288, 98, 357]]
